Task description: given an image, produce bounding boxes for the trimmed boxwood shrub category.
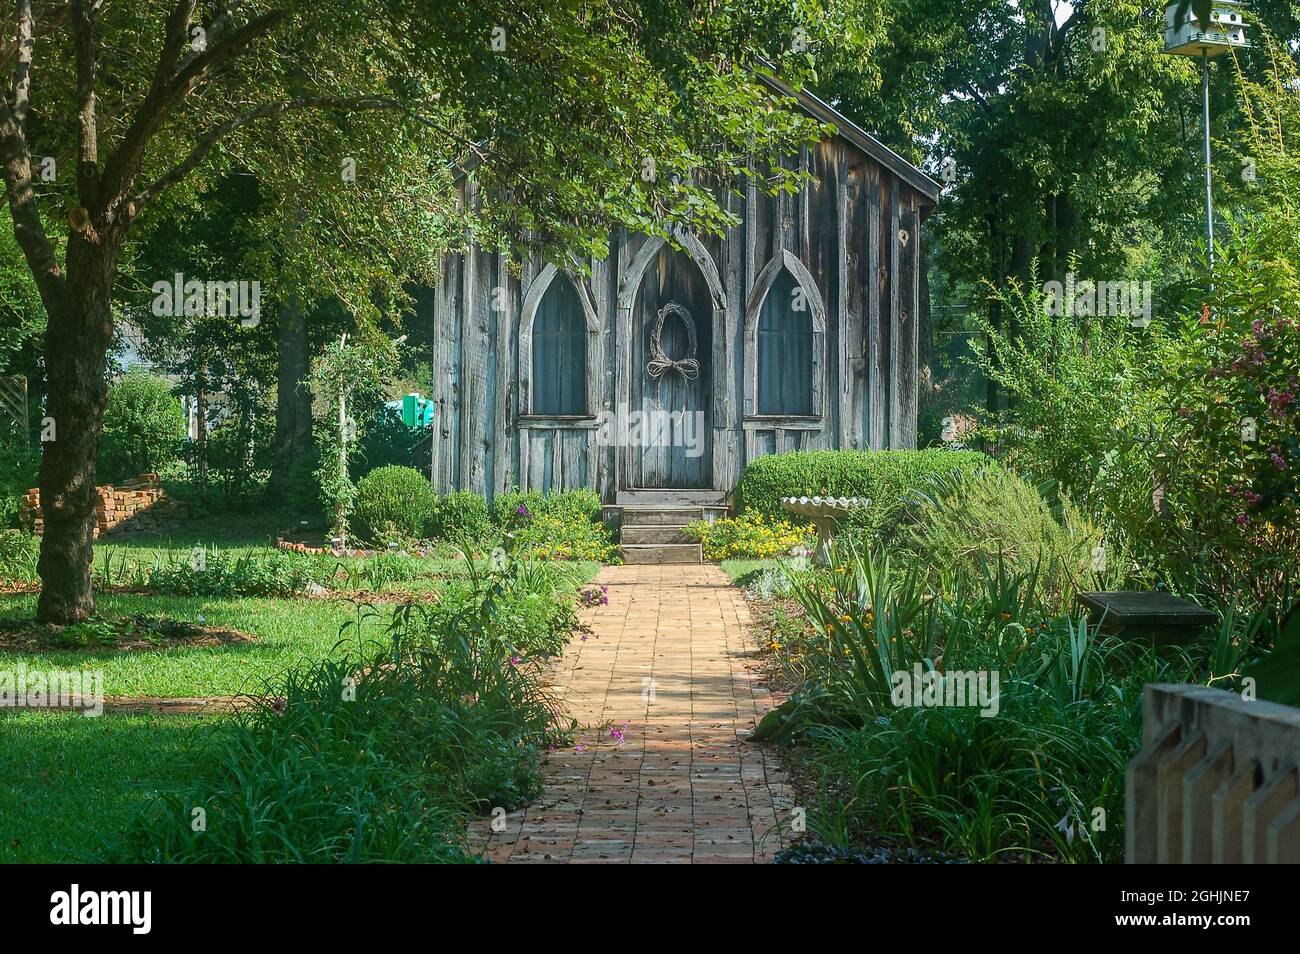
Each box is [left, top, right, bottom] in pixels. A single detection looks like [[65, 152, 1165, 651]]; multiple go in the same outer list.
[[98, 372, 186, 483], [430, 490, 493, 544], [734, 449, 991, 538], [352, 465, 438, 543]]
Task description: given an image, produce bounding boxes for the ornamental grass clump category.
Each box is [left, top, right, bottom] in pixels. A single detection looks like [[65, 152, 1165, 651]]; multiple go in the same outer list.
[[761, 537, 1252, 863]]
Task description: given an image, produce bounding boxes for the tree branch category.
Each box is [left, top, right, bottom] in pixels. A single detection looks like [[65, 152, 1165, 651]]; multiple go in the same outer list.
[[71, 0, 99, 210], [0, 0, 66, 313], [128, 96, 422, 215], [141, 1, 198, 114], [0, 1, 69, 79], [175, 0, 248, 73], [98, 5, 284, 222], [11, 0, 34, 123]]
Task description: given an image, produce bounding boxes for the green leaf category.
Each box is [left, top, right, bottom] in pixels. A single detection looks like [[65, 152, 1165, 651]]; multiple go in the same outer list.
[[1242, 604, 1300, 707]]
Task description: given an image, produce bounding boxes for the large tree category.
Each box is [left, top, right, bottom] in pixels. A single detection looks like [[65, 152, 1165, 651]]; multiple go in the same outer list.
[[2, 0, 824, 622], [816, 0, 1295, 412]]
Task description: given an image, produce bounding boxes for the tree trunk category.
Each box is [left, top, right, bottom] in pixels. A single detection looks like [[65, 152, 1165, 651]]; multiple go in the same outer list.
[[270, 293, 313, 497], [36, 240, 117, 624], [195, 362, 208, 489]]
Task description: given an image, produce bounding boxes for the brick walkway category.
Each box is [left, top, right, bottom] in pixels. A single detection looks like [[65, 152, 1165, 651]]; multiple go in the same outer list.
[[469, 564, 794, 863]]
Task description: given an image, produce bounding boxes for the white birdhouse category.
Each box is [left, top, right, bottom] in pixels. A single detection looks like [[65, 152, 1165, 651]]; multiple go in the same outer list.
[[1164, 1, 1249, 57]]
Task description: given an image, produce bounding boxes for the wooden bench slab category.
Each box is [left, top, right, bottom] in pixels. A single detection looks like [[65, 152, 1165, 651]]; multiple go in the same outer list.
[[1079, 591, 1218, 644]]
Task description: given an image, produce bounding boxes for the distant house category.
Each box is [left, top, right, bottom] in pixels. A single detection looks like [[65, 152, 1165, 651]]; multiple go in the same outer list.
[[428, 77, 939, 507]]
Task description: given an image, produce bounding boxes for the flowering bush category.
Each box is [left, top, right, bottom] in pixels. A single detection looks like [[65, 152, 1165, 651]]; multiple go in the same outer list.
[[1149, 232, 1300, 608], [495, 489, 616, 562], [973, 235, 1300, 610], [684, 512, 810, 560]]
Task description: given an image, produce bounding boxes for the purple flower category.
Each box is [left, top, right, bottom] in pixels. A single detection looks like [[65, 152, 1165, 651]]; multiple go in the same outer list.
[[1237, 514, 1252, 526], [1271, 451, 1287, 471], [510, 655, 523, 667], [517, 504, 531, 517]]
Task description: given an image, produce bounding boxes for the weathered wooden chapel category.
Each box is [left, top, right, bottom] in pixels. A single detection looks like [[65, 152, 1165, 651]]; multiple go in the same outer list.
[[428, 76, 938, 559]]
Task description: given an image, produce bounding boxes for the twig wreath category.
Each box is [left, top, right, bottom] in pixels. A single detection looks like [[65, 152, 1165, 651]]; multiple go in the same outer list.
[[647, 301, 700, 381]]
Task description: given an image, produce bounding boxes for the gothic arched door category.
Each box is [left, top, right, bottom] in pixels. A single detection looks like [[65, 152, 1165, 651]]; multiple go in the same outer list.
[[629, 245, 713, 489]]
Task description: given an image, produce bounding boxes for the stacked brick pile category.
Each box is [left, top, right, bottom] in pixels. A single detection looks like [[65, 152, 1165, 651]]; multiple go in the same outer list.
[[21, 473, 189, 539]]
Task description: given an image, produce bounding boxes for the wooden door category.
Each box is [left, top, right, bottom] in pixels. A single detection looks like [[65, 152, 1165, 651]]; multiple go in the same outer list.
[[630, 247, 712, 489]]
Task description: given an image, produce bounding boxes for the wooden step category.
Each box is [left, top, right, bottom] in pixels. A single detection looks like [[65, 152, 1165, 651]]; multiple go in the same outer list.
[[619, 543, 703, 565], [616, 490, 728, 507], [621, 524, 694, 545], [620, 507, 704, 526]]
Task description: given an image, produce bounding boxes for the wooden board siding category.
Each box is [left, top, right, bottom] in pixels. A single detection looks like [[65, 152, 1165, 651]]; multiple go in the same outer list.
[[870, 166, 891, 450], [432, 248, 461, 495], [429, 119, 934, 503]]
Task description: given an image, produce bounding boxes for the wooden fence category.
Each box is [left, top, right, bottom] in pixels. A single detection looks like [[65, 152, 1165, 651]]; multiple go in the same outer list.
[[1127, 683, 1300, 863]]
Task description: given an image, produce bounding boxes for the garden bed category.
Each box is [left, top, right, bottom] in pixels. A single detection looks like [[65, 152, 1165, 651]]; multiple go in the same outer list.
[[0, 613, 256, 653]]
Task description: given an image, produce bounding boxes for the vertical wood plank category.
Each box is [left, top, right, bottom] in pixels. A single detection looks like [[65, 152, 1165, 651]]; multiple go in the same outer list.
[[590, 247, 610, 501], [868, 168, 888, 449], [431, 252, 455, 494], [845, 148, 867, 450], [887, 179, 902, 449], [835, 144, 851, 447], [493, 251, 513, 501], [895, 197, 919, 448], [720, 185, 743, 492], [459, 210, 494, 495]]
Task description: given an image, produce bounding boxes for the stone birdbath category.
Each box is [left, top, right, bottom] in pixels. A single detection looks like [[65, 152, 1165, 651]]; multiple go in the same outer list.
[[780, 496, 871, 564]]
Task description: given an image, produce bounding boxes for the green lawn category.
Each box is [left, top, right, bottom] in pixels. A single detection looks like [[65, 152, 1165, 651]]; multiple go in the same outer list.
[[719, 558, 783, 585], [0, 592, 387, 697], [0, 541, 603, 864], [0, 710, 218, 863]]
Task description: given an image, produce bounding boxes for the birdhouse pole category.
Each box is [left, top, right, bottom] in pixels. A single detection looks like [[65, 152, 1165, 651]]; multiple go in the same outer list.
[[1162, 1, 1250, 272], [1202, 48, 1214, 268]]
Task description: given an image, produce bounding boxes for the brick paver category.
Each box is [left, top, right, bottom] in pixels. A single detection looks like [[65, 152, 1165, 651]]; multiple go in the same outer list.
[[469, 564, 793, 863]]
